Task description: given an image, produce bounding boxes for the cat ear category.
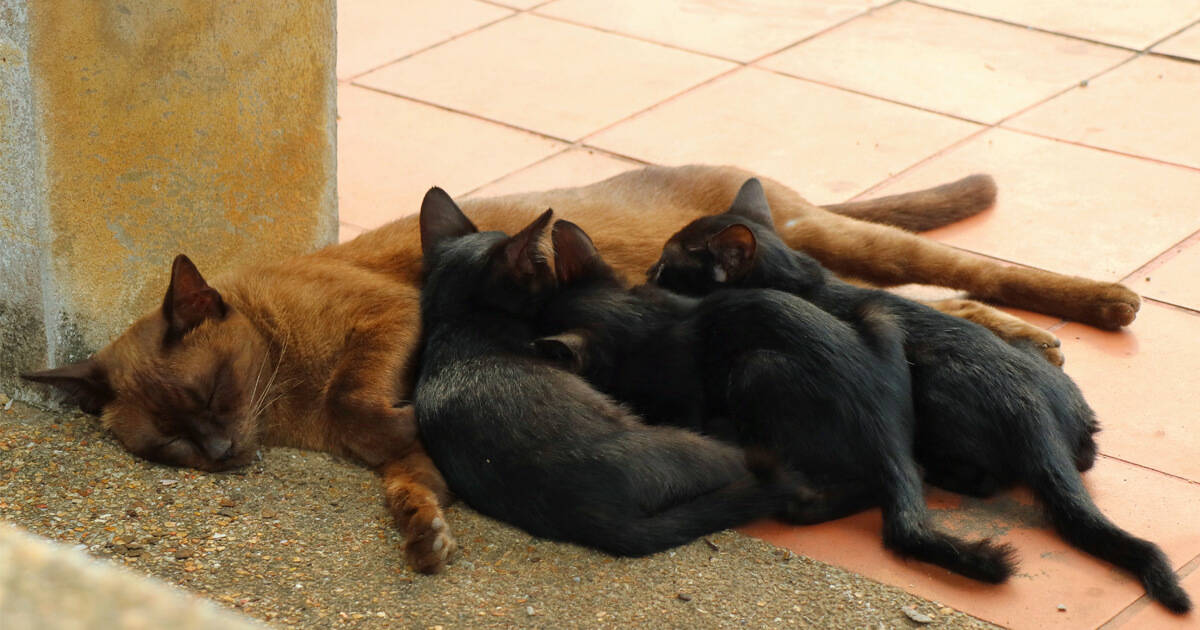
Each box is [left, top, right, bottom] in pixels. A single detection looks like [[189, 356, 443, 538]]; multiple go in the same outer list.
[[419, 186, 478, 258], [21, 359, 114, 415], [530, 331, 588, 373], [551, 220, 605, 284], [723, 178, 775, 229], [707, 224, 757, 281], [503, 209, 554, 277], [163, 254, 226, 341]]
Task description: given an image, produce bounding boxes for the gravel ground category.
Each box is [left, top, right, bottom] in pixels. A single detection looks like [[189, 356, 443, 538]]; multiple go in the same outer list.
[[0, 399, 1001, 629]]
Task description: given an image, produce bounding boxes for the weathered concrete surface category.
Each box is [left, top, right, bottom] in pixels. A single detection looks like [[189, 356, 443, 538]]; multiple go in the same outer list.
[[0, 401, 1001, 629], [1, 0, 337, 400], [0, 521, 261, 630]]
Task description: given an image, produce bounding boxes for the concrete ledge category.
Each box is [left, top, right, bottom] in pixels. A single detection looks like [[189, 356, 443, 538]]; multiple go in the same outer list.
[[0, 522, 260, 630]]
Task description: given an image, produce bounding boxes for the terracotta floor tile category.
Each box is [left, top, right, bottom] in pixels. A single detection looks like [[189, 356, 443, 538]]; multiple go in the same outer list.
[[336, 85, 564, 228], [1133, 237, 1200, 312], [338, 222, 366, 243], [758, 2, 1130, 124], [1154, 23, 1200, 61], [535, 0, 885, 62], [488, 0, 544, 9], [743, 455, 1200, 629], [868, 128, 1200, 281], [1058, 302, 1200, 483], [586, 68, 980, 203], [1101, 560, 1200, 628], [1006, 55, 1200, 170], [922, 0, 1200, 50], [466, 148, 641, 199], [356, 14, 734, 140], [336, 0, 512, 79]]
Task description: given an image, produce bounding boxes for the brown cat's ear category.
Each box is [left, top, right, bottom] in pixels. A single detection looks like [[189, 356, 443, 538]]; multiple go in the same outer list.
[[419, 186, 478, 258], [503, 208, 554, 277], [723, 178, 775, 230], [708, 224, 757, 281], [551, 220, 605, 284], [22, 359, 114, 415], [163, 254, 226, 342]]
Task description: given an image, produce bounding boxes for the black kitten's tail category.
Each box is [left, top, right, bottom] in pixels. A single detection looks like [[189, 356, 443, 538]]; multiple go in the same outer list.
[[1026, 441, 1191, 613], [880, 463, 1018, 583]]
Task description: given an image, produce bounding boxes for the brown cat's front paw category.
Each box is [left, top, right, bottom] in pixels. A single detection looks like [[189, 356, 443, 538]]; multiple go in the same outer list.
[[1088, 284, 1140, 330], [1039, 341, 1065, 368], [405, 510, 457, 574]]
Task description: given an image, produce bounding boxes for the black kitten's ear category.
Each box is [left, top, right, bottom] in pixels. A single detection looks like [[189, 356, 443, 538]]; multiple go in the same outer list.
[[163, 254, 226, 341], [531, 331, 588, 373], [723, 178, 775, 230], [21, 359, 114, 415], [708, 224, 757, 281], [419, 186, 477, 258], [503, 209, 554, 277], [551, 220, 604, 284]]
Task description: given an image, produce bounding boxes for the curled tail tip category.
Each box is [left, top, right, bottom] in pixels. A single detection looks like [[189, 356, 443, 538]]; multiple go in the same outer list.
[[958, 173, 998, 209], [971, 539, 1019, 584], [1144, 568, 1192, 614]]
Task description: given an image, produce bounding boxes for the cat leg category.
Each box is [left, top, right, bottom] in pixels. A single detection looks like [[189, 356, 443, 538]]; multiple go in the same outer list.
[[576, 431, 810, 557], [379, 445, 457, 574], [325, 325, 455, 573], [763, 184, 1139, 329], [925, 298, 1064, 366]]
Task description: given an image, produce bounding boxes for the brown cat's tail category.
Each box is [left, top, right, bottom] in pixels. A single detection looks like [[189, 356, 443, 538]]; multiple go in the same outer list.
[[822, 174, 996, 232]]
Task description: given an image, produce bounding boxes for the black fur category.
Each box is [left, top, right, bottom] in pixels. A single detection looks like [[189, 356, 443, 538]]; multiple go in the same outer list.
[[649, 178, 1190, 614], [539, 219, 1015, 583], [412, 187, 813, 558]]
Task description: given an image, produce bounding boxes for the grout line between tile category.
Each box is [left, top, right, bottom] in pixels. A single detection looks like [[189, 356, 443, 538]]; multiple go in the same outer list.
[[528, 12, 745, 65], [997, 126, 1200, 175], [906, 0, 1157, 53], [1144, 17, 1200, 53], [341, 9, 522, 83], [847, 48, 1144, 201], [1093, 454, 1200, 488], [459, 147, 572, 198], [1121, 227, 1200, 284], [1098, 552, 1200, 629], [1141, 297, 1200, 319], [574, 1, 902, 145], [346, 82, 576, 145]]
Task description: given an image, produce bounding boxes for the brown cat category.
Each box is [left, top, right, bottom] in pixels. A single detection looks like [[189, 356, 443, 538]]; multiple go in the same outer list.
[[22, 164, 1140, 574]]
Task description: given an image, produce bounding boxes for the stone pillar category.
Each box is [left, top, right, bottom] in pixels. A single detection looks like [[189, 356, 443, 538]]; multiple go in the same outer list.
[[1, 0, 337, 401]]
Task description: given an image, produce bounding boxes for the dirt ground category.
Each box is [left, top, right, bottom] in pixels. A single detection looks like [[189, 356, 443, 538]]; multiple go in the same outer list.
[[0, 399, 999, 629]]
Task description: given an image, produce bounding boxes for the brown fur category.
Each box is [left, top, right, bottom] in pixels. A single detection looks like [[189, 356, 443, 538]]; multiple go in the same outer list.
[[24, 164, 1138, 574]]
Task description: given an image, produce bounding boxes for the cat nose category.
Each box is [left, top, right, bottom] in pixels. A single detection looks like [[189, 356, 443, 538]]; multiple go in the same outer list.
[[201, 435, 234, 460]]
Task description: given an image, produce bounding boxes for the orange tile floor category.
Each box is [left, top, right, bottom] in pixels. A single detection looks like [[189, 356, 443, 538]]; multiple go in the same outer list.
[[334, 2, 1200, 627]]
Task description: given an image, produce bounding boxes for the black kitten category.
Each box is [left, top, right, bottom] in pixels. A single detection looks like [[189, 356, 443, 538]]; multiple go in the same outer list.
[[538, 219, 1016, 583], [650, 178, 1190, 614], [412, 187, 812, 558]]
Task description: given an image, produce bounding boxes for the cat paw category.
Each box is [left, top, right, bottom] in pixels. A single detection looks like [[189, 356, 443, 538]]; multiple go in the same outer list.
[[404, 512, 457, 574], [1028, 331, 1064, 367], [1087, 284, 1140, 330]]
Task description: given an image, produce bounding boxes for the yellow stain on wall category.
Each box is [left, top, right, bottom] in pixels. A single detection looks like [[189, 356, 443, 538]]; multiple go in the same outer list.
[[26, 0, 335, 350]]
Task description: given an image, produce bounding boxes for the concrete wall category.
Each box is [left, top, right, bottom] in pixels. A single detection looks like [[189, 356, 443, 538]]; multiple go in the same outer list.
[[1, 0, 337, 401]]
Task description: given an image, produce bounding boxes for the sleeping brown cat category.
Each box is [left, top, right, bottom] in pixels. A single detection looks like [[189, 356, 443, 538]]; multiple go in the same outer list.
[[22, 164, 1141, 574]]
